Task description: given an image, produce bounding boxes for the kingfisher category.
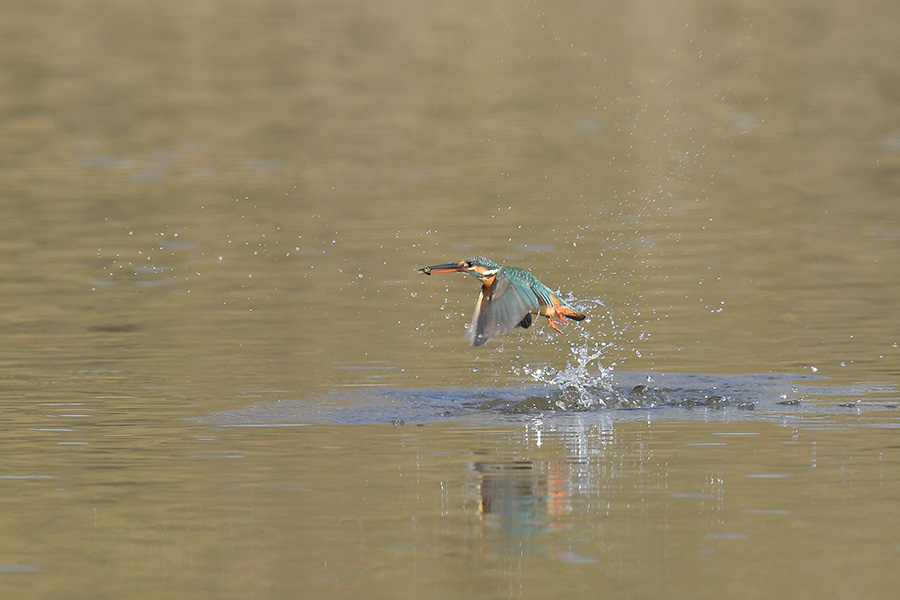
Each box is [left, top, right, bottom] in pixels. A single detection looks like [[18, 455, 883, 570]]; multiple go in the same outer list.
[[418, 256, 586, 346]]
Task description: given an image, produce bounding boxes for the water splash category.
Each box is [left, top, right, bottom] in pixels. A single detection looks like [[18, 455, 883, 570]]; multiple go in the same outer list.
[[523, 341, 617, 409], [520, 297, 631, 410]]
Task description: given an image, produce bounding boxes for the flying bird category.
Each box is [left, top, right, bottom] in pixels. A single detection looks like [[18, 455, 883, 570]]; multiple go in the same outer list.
[[419, 256, 586, 346]]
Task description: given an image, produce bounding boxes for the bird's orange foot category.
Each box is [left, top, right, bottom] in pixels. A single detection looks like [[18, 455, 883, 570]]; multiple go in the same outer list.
[[546, 306, 573, 333], [546, 316, 564, 333]]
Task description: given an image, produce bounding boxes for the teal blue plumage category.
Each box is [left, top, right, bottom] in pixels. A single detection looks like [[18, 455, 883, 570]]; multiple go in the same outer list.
[[420, 256, 586, 346]]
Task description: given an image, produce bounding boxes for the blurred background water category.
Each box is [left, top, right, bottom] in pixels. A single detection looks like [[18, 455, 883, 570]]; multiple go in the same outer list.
[[1, 1, 899, 598]]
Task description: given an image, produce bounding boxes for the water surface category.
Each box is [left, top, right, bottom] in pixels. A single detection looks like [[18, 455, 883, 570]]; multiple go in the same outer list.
[[1, 0, 899, 598]]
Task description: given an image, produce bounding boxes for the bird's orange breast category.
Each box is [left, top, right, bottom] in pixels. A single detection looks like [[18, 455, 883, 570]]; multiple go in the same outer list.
[[480, 273, 497, 297]]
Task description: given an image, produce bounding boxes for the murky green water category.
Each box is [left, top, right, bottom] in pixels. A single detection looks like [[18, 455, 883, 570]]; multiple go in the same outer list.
[[2, 0, 899, 598]]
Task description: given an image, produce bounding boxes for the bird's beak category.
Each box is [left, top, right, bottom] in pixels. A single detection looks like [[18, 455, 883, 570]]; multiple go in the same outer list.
[[418, 261, 465, 275]]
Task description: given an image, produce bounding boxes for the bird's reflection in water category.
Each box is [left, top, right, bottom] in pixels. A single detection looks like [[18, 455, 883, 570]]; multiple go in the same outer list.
[[470, 460, 554, 539]]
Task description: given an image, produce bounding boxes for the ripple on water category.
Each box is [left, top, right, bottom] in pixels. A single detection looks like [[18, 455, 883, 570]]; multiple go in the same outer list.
[[191, 371, 898, 428]]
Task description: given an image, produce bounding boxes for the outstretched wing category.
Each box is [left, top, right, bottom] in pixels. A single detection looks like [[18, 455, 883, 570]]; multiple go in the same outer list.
[[465, 272, 539, 346]]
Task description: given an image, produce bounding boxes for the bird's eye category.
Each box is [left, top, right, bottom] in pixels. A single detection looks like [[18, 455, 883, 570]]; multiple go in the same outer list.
[[464, 261, 473, 268]]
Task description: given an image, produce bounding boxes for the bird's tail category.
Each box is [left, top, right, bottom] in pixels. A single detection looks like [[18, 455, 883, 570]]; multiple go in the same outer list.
[[557, 306, 586, 321]]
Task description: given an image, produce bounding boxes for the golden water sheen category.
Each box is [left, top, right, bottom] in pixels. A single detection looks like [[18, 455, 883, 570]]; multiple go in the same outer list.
[[1, 0, 899, 598]]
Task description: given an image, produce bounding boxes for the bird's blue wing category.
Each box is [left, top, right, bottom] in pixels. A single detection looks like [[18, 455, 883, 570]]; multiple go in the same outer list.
[[466, 272, 539, 346]]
